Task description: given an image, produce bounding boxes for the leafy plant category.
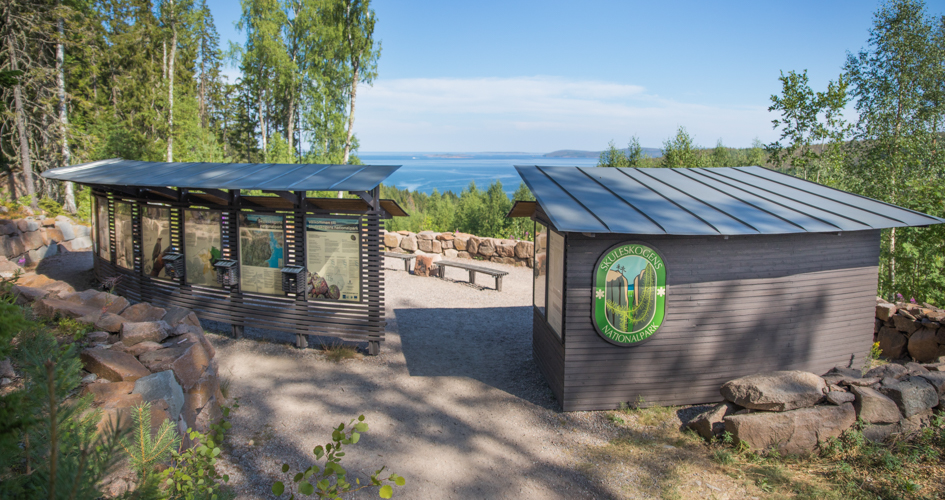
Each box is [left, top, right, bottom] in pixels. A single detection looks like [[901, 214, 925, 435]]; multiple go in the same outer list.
[[160, 403, 236, 500], [272, 415, 404, 499], [56, 316, 95, 342], [121, 402, 182, 477], [38, 197, 64, 217], [862, 341, 884, 374]]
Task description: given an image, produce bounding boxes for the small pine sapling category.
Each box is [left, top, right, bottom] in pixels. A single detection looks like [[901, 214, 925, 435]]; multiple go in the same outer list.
[[271, 415, 404, 499], [121, 402, 181, 477], [161, 403, 237, 499]]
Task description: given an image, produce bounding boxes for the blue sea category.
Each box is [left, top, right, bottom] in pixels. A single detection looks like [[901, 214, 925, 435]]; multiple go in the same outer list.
[[358, 153, 600, 196]]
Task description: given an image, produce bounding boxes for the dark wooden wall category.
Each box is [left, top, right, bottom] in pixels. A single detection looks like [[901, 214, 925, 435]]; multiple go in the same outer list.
[[538, 230, 880, 411]]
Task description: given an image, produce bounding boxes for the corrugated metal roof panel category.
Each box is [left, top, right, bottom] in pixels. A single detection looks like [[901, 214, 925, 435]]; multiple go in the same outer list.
[[41, 159, 399, 192], [513, 165, 945, 235]]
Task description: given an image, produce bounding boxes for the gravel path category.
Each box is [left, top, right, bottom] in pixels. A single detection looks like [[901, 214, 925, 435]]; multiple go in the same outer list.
[[209, 258, 621, 499]]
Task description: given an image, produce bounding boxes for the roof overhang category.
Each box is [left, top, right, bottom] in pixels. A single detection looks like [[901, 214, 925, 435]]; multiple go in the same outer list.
[[513, 165, 945, 236]]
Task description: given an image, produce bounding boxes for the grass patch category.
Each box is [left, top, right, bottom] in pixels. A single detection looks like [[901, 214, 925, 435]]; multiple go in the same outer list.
[[579, 402, 945, 499], [319, 341, 360, 362], [53, 316, 95, 341]]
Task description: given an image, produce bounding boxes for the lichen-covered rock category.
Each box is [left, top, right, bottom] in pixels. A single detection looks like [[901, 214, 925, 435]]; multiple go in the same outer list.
[[477, 239, 496, 257], [132, 370, 184, 421], [686, 402, 737, 440], [723, 403, 856, 455], [876, 302, 897, 321], [170, 342, 210, 391], [851, 386, 901, 424], [879, 376, 939, 418], [80, 349, 151, 382], [120, 302, 167, 323], [514, 240, 533, 259], [721, 371, 827, 412], [877, 326, 908, 359], [907, 327, 940, 363], [121, 321, 170, 346]]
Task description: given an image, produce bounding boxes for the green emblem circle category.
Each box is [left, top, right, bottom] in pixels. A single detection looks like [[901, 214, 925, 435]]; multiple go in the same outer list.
[[592, 243, 667, 346]]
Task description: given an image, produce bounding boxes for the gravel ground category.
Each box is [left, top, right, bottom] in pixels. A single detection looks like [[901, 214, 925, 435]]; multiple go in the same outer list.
[[206, 257, 630, 499], [33, 251, 756, 499]]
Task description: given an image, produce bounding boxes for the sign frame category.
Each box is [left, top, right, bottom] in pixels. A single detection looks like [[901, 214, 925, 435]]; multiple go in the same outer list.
[[591, 241, 668, 347]]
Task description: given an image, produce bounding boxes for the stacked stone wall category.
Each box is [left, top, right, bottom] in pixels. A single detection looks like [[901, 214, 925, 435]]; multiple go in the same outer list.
[[0, 215, 92, 274], [11, 276, 223, 447], [382, 229, 534, 268], [874, 299, 945, 363]]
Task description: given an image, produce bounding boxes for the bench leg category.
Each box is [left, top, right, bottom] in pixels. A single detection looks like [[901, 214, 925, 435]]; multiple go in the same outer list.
[[469, 270, 476, 285], [368, 340, 380, 356], [405, 259, 410, 272], [496, 276, 502, 292], [231, 324, 243, 339], [296, 333, 308, 349]]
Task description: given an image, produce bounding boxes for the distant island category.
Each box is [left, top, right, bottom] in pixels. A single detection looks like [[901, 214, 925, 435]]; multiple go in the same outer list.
[[544, 148, 663, 159]]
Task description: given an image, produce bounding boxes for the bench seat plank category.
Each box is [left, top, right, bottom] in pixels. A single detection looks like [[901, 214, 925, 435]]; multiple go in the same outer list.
[[436, 260, 508, 291], [383, 251, 417, 272]]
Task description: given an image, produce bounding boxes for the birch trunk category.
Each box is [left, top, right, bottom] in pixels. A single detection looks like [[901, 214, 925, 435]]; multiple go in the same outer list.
[[166, 2, 177, 162], [57, 14, 76, 213], [258, 89, 267, 159], [287, 91, 295, 161]]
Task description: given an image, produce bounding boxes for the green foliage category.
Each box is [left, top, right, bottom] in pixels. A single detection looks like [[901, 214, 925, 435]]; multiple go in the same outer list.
[[272, 414, 403, 499], [1, 328, 128, 499], [121, 402, 182, 477], [161, 403, 237, 500], [661, 127, 703, 168], [767, 0, 945, 304], [55, 316, 95, 342], [381, 180, 535, 240], [38, 197, 64, 218], [597, 137, 650, 168]]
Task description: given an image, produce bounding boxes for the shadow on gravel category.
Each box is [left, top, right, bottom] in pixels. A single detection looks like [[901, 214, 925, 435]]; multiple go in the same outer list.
[[395, 306, 559, 410]]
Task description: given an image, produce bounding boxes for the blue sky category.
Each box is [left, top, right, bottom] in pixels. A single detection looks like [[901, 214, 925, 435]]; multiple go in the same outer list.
[[206, 0, 936, 152]]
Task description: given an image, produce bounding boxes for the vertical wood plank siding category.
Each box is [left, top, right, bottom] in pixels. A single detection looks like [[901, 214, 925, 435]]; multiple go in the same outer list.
[[551, 230, 880, 411], [92, 192, 385, 345]]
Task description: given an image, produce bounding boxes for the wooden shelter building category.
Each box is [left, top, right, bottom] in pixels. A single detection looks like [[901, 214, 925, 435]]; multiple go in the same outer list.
[[509, 165, 944, 411], [42, 159, 408, 354]]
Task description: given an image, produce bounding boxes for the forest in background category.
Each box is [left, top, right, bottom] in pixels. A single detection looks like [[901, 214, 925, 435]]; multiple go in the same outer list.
[[0, 0, 379, 210], [0, 0, 943, 303]]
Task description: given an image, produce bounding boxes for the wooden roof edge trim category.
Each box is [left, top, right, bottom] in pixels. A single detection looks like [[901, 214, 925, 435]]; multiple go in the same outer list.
[[506, 200, 537, 218]]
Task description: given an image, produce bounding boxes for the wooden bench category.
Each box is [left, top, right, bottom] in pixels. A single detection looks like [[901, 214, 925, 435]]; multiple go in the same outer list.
[[383, 251, 417, 272], [437, 260, 509, 291]]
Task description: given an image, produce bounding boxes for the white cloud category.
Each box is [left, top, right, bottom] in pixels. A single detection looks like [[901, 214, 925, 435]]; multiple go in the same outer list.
[[354, 76, 777, 152]]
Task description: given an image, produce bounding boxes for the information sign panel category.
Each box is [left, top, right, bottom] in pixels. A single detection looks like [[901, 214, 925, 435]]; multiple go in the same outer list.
[[239, 213, 285, 294], [305, 217, 361, 301]]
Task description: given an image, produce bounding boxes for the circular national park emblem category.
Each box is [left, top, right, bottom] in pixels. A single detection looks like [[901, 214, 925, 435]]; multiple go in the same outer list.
[[593, 243, 667, 345]]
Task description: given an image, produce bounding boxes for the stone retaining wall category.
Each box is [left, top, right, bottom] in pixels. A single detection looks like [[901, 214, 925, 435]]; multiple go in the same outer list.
[[0, 215, 92, 274], [875, 299, 945, 362], [382, 230, 534, 268], [12, 275, 222, 445]]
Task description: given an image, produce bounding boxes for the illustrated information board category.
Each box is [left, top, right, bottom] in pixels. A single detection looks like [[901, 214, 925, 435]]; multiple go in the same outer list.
[[305, 217, 360, 301], [114, 202, 134, 270], [142, 206, 171, 278], [184, 210, 222, 287], [239, 214, 285, 295]]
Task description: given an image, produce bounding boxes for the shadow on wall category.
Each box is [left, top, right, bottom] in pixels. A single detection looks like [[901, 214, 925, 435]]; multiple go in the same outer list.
[[583, 280, 843, 409], [394, 306, 559, 410]]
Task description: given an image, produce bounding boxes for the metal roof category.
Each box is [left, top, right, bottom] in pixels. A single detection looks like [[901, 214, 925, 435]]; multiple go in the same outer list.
[[514, 165, 945, 235], [41, 158, 400, 192]]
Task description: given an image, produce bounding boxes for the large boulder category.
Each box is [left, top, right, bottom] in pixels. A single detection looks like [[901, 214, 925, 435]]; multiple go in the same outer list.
[[94, 312, 126, 333], [0, 220, 17, 235], [400, 234, 418, 252], [12, 285, 51, 305], [18, 274, 75, 297], [81, 381, 136, 403], [915, 371, 945, 396], [686, 402, 737, 440], [162, 306, 200, 329], [383, 231, 402, 249], [417, 238, 441, 253], [466, 236, 480, 255], [69, 236, 93, 250], [132, 370, 184, 421], [851, 386, 901, 424], [514, 241, 533, 259], [879, 376, 939, 418], [170, 342, 211, 391], [80, 348, 151, 382], [54, 220, 75, 241], [720, 371, 827, 412], [171, 324, 215, 358], [120, 302, 167, 323], [477, 239, 496, 257], [893, 314, 918, 335], [1, 234, 26, 258], [62, 289, 129, 315], [907, 327, 940, 363], [138, 345, 191, 373], [877, 327, 908, 359], [113, 340, 165, 357], [723, 403, 856, 455], [16, 219, 40, 232], [453, 235, 468, 252], [21, 230, 45, 252], [876, 302, 897, 322], [494, 241, 515, 258], [121, 321, 170, 346]]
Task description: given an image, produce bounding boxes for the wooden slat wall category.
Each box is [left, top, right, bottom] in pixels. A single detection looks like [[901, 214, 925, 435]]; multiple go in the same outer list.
[[533, 308, 565, 403], [91, 191, 386, 346], [547, 230, 880, 411]]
